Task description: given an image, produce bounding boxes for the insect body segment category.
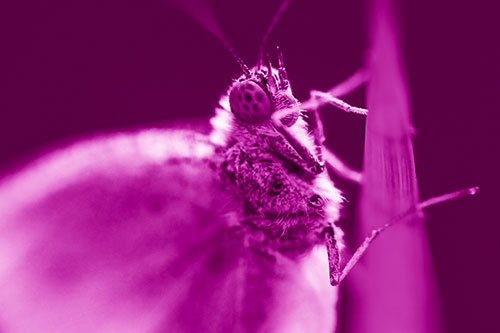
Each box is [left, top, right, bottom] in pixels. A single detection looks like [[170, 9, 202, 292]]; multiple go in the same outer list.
[[213, 50, 345, 286]]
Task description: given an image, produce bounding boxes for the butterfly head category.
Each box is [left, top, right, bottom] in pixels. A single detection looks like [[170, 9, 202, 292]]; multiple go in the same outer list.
[[228, 48, 298, 126]]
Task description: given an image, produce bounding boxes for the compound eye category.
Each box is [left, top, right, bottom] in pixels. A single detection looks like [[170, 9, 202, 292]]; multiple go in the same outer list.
[[229, 80, 272, 124]]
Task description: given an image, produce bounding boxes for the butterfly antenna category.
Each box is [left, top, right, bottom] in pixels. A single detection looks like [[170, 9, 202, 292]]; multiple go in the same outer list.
[[257, 0, 292, 68], [226, 43, 250, 77], [171, 0, 250, 77]]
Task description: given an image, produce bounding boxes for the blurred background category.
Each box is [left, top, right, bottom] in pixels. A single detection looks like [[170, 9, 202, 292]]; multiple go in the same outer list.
[[0, 0, 498, 331]]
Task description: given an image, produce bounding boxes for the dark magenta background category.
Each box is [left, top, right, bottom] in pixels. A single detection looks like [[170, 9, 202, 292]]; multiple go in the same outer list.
[[1, 0, 498, 332]]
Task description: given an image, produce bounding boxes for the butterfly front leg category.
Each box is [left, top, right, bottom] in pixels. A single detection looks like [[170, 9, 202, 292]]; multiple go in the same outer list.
[[323, 225, 342, 286], [270, 113, 325, 175], [308, 104, 363, 184], [265, 134, 316, 173], [280, 129, 324, 175], [271, 102, 363, 183], [275, 69, 369, 184]]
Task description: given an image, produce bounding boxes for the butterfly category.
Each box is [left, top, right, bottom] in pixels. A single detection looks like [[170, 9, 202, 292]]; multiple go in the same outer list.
[[0, 1, 477, 332]]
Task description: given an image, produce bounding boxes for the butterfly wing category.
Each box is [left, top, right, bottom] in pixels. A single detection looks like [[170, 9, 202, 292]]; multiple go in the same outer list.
[[0, 128, 336, 333]]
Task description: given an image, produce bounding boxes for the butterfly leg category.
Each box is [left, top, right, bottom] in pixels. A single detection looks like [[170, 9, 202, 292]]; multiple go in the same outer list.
[[323, 225, 341, 286], [267, 127, 324, 175], [268, 65, 366, 179], [271, 106, 362, 182], [309, 67, 369, 115], [304, 68, 369, 183], [334, 187, 479, 285], [310, 91, 368, 116], [272, 67, 369, 125], [270, 84, 367, 176], [307, 102, 362, 183], [265, 135, 317, 173], [323, 146, 362, 183]]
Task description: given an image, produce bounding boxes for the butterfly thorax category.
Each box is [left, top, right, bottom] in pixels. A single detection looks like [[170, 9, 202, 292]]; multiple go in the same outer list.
[[212, 120, 332, 253]]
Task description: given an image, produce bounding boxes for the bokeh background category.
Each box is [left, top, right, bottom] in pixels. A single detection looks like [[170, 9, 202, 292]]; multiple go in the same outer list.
[[1, 0, 498, 332]]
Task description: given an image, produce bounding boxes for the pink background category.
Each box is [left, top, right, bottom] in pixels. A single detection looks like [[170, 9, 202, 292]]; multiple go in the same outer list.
[[1, 0, 498, 331]]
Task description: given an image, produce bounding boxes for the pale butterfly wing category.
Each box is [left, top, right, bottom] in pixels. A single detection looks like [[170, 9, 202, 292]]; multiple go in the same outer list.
[[0, 129, 336, 333]]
